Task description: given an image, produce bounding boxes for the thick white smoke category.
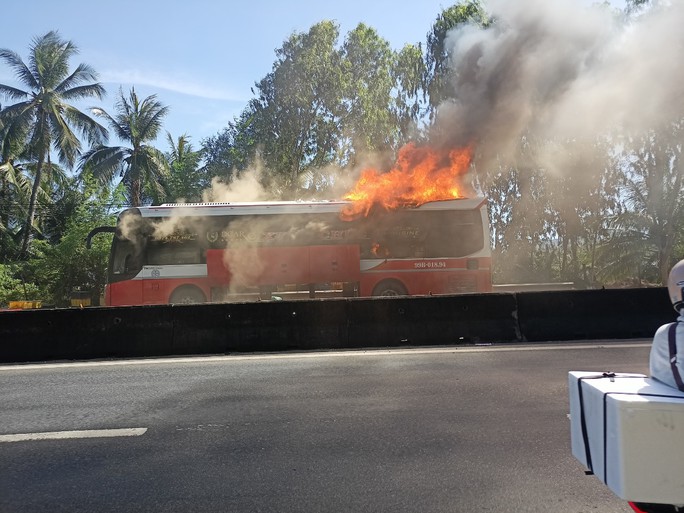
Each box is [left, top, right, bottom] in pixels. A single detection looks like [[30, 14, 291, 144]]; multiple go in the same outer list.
[[202, 170, 271, 203]]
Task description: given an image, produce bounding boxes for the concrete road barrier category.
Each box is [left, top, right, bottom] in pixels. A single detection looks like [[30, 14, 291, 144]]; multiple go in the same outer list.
[[347, 293, 519, 348], [516, 287, 672, 342], [171, 299, 351, 354], [0, 305, 175, 361], [0, 288, 674, 363]]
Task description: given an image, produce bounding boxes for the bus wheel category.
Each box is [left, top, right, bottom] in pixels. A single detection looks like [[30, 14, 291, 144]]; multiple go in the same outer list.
[[372, 280, 407, 297], [169, 286, 206, 304]]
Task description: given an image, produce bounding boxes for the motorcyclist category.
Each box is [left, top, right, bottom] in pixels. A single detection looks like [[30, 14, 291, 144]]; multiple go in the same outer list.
[[649, 259, 684, 391], [630, 261, 684, 513]]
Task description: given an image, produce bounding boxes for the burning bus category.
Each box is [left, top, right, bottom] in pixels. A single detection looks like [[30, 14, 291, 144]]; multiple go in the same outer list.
[[86, 143, 491, 305], [88, 197, 491, 305]]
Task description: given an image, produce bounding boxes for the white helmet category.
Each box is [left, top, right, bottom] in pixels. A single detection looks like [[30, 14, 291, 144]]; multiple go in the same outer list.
[[668, 259, 684, 313]]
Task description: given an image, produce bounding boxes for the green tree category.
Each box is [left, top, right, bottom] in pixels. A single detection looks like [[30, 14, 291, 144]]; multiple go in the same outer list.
[[40, 173, 91, 245], [0, 263, 41, 307], [201, 109, 258, 182], [598, 122, 684, 285], [80, 87, 170, 206], [338, 25, 427, 166], [393, 44, 427, 143], [205, 21, 427, 197], [164, 133, 207, 202], [626, 0, 651, 14], [249, 21, 344, 194], [0, 31, 107, 257], [339, 24, 397, 163], [424, 1, 490, 115], [0, 159, 66, 263], [0, 108, 28, 260], [485, 162, 555, 283], [0, 159, 29, 260], [35, 177, 118, 306]]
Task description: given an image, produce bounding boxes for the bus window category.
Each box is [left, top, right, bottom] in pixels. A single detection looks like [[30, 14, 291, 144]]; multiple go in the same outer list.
[[364, 210, 484, 260], [147, 241, 202, 265], [429, 210, 483, 257]]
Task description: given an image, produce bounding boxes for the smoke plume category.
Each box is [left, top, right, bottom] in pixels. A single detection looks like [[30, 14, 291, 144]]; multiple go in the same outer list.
[[433, 0, 684, 171], [202, 169, 271, 203]]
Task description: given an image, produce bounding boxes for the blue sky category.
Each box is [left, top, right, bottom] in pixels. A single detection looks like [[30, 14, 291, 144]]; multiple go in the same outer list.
[[1, 0, 626, 150]]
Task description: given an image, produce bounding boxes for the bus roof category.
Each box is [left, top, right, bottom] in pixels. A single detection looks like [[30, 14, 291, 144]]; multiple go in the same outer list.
[[128, 197, 486, 218]]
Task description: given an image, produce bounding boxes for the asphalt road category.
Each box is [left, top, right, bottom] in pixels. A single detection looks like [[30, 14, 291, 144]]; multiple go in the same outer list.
[[0, 341, 651, 513]]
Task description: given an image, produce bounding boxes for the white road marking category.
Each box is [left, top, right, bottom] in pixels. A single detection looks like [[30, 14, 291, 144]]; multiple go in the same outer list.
[[0, 341, 651, 371], [0, 428, 147, 443]]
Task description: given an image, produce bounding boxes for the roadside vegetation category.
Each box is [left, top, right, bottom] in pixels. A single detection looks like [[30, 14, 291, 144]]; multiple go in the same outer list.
[[0, 0, 681, 307]]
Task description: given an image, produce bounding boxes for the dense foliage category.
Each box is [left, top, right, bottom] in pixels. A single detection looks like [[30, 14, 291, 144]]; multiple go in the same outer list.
[[0, 0, 682, 307]]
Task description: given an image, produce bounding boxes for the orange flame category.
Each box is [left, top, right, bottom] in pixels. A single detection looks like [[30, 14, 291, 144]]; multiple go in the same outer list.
[[341, 143, 474, 220]]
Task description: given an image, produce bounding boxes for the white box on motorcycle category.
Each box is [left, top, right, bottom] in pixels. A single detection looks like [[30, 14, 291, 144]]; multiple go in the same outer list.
[[568, 371, 684, 504]]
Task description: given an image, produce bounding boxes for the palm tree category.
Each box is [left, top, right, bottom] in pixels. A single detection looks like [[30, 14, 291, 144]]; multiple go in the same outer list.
[[0, 31, 108, 257], [80, 87, 170, 206], [164, 133, 206, 202], [0, 158, 65, 259], [0, 159, 28, 259]]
